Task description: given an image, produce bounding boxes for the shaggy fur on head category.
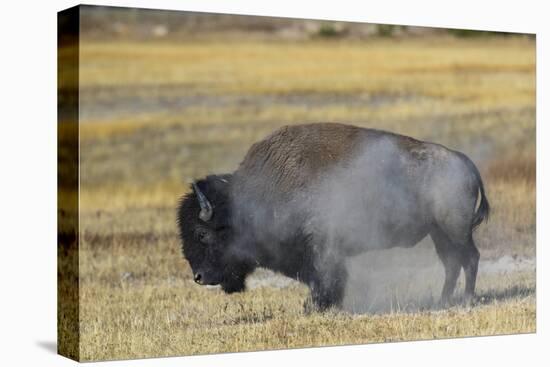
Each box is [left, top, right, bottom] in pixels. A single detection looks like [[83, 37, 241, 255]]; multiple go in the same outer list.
[[177, 174, 254, 293]]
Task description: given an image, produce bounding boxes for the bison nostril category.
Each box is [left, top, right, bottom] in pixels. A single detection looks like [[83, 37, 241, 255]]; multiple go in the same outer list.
[[194, 273, 202, 284]]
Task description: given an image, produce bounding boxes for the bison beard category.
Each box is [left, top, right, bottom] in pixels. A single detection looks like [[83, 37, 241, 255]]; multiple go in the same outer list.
[[177, 123, 490, 312]]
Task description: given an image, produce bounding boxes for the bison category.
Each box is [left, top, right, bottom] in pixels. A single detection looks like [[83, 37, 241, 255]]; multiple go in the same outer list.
[[177, 123, 489, 311]]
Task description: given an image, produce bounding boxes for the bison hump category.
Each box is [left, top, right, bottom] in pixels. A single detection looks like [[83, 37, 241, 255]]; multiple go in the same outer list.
[[234, 123, 366, 192]]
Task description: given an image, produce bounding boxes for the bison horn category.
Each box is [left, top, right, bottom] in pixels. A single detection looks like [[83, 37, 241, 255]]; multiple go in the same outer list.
[[192, 182, 213, 222]]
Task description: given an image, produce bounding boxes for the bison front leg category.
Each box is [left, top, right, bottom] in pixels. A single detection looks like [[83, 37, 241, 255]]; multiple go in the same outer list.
[[221, 261, 255, 294], [306, 260, 348, 312], [221, 272, 247, 294]]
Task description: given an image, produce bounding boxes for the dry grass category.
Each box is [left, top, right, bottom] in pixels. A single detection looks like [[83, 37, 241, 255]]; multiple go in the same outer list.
[[66, 35, 536, 361], [76, 38, 534, 98], [75, 37, 534, 141], [78, 233, 535, 361], [487, 152, 536, 184]]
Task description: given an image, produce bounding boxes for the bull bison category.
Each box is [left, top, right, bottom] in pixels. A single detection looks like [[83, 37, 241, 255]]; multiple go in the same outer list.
[[177, 123, 489, 311]]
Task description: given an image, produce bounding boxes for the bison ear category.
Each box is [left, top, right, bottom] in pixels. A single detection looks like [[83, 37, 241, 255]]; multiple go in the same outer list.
[[192, 182, 213, 222], [217, 174, 231, 184]]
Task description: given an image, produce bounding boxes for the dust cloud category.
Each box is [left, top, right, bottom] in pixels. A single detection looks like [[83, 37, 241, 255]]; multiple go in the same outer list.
[[231, 132, 501, 313]]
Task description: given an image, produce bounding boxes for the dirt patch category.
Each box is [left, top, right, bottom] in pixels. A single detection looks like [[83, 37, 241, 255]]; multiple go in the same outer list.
[[242, 239, 535, 314], [479, 255, 535, 274]]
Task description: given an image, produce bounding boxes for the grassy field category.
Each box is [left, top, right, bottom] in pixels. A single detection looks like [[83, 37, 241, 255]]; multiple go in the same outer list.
[[66, 35, 536, 361]]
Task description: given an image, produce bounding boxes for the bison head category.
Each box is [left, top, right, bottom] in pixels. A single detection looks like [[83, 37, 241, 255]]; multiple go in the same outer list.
[[177, 174, 252, 293]]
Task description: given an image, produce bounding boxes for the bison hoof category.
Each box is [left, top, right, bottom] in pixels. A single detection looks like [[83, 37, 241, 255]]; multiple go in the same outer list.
[[303, 296, 339, 314], [439, 298, 451, 308], [221, 281, 246, 294], [463, 294, 476, 307]]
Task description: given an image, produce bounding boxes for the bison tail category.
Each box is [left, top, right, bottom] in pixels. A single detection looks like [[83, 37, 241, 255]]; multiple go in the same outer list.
[[471, 161, 490, 231]]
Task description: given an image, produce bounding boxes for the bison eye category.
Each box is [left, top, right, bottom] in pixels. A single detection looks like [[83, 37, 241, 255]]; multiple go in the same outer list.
[[195, 228, 212, 244]]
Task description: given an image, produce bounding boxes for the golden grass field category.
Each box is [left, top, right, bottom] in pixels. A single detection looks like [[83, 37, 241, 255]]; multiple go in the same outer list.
[[59, 34, 535, 361]]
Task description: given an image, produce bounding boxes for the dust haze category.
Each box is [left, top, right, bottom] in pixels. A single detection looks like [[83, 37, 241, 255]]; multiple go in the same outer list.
[[310, 137, 442, 313], [344, 240, 444, 313], [237, 136, 491, 313]]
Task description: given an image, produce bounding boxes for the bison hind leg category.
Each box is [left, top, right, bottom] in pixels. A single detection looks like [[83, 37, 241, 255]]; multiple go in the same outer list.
[[431, 226, 480, 306], [461, 235, 480, 304], [431, 227, 462, 306]]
